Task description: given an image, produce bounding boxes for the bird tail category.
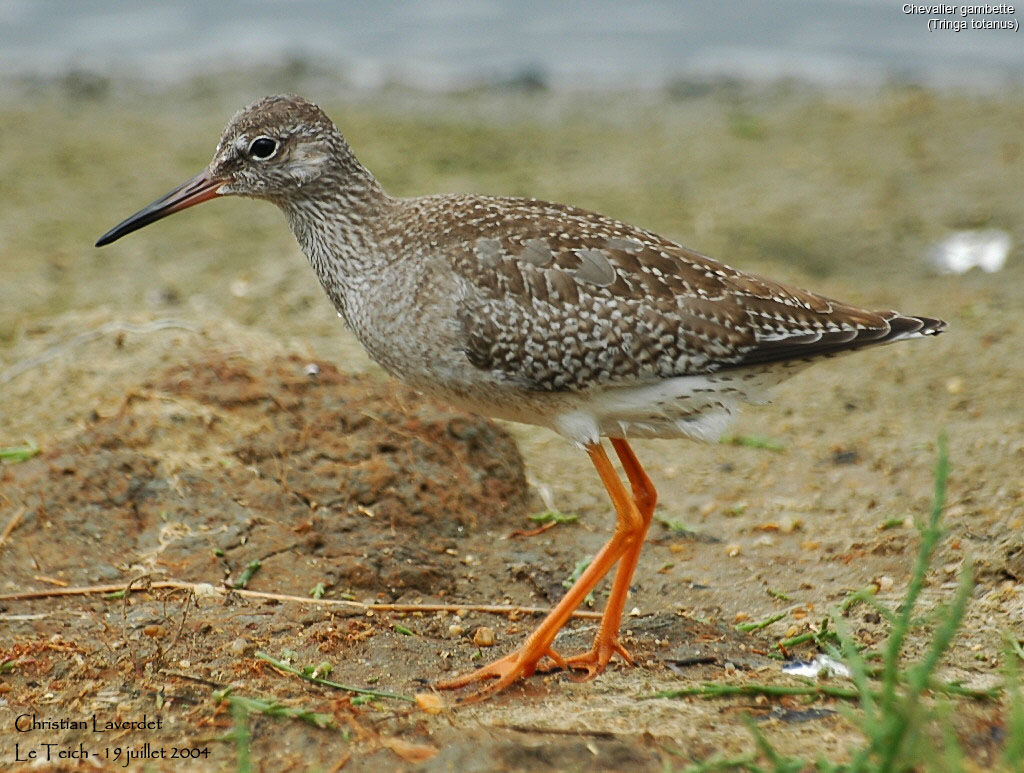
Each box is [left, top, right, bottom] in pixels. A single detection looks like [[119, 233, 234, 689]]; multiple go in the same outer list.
[[880, 313, 947, 342]]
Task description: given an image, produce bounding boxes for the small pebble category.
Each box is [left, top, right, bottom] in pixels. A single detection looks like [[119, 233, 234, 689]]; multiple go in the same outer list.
[[726, 544, 742, 557], [229, 637, 247, 654], [193, 583, 219, 598], [143, 624, 165, 638], [780, 516, 802, 533], [473, 626, 495, 647], [448, 624, 464, 637]]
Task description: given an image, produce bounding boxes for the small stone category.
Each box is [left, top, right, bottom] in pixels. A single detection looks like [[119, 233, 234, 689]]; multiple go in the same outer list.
[[780, 516, 802, 533], [946, 377, 964, 395], [875, 575, 895, 591], [448, 624, 464, 637], [473, 626, 495, 647], [143, 624, 165, 638], [229, 637, 247, 654], [726, 544, 742, 557]]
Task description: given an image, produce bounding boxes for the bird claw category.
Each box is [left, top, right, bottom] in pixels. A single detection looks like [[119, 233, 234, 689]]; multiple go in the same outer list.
[[538, 638, 634, 680], [435, 646, 566, 703], [436, 639, 632, 701]]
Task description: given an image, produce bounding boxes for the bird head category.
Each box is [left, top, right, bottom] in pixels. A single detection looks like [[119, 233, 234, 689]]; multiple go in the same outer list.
[[96, 95, 347, 246]]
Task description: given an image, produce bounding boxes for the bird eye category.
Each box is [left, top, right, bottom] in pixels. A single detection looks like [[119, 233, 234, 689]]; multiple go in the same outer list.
[[248, 136, 278, 160]]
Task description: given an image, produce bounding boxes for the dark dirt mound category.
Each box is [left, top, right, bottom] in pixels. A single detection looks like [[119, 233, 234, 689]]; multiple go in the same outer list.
[[2, 351, 529, 599]]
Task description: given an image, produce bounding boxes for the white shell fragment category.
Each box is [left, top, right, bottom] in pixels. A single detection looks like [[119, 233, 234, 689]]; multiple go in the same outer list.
[[782, 654, 852, 679], [927, 229, 1011, 274]]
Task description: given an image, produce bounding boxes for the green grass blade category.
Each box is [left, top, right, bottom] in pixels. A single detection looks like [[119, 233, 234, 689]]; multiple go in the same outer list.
[[0, 441, 40, 462], [255, 651, 415, 702]]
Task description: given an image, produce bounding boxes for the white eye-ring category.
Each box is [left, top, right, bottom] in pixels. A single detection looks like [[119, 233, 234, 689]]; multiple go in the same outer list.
[[248, 136, 279, 160]]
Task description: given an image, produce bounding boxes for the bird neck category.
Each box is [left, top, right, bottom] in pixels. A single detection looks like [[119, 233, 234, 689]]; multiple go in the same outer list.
[[282, 142, 390, 252], [278, 151, 396, 317]]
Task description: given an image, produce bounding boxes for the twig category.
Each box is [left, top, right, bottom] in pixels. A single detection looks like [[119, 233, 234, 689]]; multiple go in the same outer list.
[[508, 521, 558, 538], [491, 724, 619, 739], [328, 751, 352, 773], [0, 319, 198, 385], [509, 510, 578, 538], [33, 575, 68, 587], [0, 579, 603, 619], [0, 506, 26, 552]]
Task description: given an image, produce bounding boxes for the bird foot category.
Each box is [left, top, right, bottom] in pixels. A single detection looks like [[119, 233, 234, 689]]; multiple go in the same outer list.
[[435, 646, 567, 703], [436, 637, 634, 703], [537, 637, 634, 680]]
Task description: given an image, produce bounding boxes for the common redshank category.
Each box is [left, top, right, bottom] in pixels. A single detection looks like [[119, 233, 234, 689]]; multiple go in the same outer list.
[[96, 95, 946, 702]]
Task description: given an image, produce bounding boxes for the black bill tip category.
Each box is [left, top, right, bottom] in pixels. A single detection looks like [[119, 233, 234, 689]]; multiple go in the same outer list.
[[95, 171, 224, 247]]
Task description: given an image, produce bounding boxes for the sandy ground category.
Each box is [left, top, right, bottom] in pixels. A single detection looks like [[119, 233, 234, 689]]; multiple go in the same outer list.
[[1, 80, 1022, 770]]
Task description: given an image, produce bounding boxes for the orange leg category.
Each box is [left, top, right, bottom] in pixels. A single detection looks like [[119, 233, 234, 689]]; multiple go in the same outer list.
[[555, 438, 657, 675], [435, 440, 655, 701]]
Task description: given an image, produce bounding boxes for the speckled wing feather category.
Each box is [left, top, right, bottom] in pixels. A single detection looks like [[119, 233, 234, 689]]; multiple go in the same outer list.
[[438, 195, 944, 392]]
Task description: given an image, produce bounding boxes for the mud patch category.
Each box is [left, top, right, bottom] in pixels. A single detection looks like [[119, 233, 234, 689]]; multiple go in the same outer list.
[[2, 351, 528, 599]]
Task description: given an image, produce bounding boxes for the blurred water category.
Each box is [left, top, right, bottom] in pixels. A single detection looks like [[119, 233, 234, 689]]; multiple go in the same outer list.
[[2, 0, 1022, 90]]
